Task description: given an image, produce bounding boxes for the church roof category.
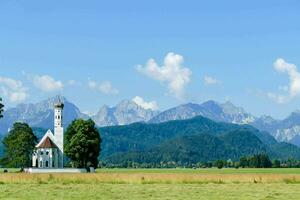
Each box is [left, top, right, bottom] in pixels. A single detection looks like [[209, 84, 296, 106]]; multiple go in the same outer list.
[[36, 136, 58, 149]]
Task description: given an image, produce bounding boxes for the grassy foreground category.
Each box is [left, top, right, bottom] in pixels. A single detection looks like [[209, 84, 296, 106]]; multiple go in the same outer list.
[[1, 168, 300, 199]]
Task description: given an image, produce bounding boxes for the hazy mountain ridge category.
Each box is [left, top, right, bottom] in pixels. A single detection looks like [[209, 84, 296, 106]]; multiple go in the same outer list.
[[1, 96, 300, 147], [149, 100, 255, 125], [148, 101, 300, 146], [92, 100, 159, 127], [0, 96, 88, 135]]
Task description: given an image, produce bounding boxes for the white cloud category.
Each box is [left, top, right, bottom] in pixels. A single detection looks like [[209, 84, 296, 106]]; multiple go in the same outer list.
[[0, 76, 28, 103], [82, 110, 96, 116], [268, 58, 300, 104], [204, 76, 220, 85], [88, 80, 119, 95], [68, 80, 77, 86], [32, 75, 63, 92], [132, 96, 159, 111], [136, 52, 192, 99]]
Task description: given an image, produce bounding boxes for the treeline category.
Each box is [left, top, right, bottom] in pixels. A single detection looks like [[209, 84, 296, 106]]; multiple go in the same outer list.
[[100, 154, 300, 169]]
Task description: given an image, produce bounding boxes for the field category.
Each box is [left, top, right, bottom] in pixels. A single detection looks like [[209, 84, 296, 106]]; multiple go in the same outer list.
[[1, 168, 300, 199]]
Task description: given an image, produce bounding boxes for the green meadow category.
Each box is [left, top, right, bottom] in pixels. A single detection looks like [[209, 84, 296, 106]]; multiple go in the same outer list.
[[1, 168, 300, 200]]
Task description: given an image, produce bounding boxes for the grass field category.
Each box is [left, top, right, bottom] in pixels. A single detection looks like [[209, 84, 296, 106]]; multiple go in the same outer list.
[[1, 168, 300, 199]]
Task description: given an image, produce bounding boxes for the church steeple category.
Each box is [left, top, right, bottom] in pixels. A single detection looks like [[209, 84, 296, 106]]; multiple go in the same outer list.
[[54, 97, 64, 128], [54, 96, 64, 168]]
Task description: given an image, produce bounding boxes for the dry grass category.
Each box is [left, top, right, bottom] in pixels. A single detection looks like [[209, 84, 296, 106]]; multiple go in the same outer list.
[[1, 169, 300, 199], [1, 171, 300, 184]]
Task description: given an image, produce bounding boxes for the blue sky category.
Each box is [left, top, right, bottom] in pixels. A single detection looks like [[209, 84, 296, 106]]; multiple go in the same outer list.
[[0, 0, 300, 119]]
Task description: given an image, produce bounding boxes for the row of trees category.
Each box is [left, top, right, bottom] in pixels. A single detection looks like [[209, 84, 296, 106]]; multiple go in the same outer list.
[[101, 154, 297, 169], [0, 98, 101, 169]]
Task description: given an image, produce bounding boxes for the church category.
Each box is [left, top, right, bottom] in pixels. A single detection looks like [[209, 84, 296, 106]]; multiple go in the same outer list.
[[32, 99, 64, 169]]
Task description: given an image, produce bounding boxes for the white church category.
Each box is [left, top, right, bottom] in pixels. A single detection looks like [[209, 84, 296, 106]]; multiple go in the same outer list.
[[25, 98, 88, 173], [32, 99, 64, 169]]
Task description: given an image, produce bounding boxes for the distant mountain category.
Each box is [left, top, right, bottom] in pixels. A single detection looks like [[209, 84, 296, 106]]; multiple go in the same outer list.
[[149, 100, 255, 124], [252, 111, 300, 146], [2, 96, 300, 147], [147, 101, 300, 147], [0, 96, 88, 135], [101, 116, 300, 165], [92, 100, 159, 127]]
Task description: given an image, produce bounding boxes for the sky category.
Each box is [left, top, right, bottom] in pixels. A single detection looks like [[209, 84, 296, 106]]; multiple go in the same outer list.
[[0, 0, 300, 119]]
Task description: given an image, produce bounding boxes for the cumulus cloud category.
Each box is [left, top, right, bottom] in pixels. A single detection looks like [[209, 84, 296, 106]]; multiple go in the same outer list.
[[88, 80, 119, 95], [132, 96, 159, 111], [31, 74, 63, 92], [136, 52, 192, 99], [68, 80, 77, 86], [268, 58, 300, 104], [204, 76, 221, 85], [0, 76, 28, 103]]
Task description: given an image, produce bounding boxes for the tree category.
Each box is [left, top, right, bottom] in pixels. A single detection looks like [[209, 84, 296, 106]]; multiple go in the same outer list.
[[65, 119, 101, 169], [240, 156, 249, 168], [249, 155, 259, 168], [273, 159, 281, 168], [214, 160, 224, 169], [1, 123, 37, 168], [258, 154, 272, 168], [0, 97, 4, 119]]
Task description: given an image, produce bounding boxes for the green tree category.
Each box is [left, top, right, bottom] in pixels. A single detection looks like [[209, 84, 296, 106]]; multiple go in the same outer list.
[[273, 159, 281, 168], [65, 119, 101, 169], [0, 97, 4, 119], [258, 154, 272, 168], [239, 156, 249, 168], [1, 123, 37, 168], [214, 160, 224, 169], [249, 155, 259, 168]]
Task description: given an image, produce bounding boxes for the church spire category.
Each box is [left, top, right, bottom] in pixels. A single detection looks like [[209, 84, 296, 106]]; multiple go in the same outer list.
[[54, 96, 64, 168]]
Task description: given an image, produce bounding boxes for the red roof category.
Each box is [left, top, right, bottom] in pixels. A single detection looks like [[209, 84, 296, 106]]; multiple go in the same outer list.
[[36, 136, 58, 149]]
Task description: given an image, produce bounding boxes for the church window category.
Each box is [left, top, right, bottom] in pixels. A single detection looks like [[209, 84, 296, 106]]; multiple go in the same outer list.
[[45, 161, 49, 167], [40, 161, 43, 168], [40, 151, 44, 155], [46, 151, 49, 155]]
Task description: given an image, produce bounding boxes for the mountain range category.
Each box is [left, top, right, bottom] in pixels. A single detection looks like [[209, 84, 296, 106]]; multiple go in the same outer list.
[[0, 96, 88, 135], [91, 100, 159, 127], [102, 116, 300, 165], [1, 96, 300, 147], [148, 101, 300, 147]]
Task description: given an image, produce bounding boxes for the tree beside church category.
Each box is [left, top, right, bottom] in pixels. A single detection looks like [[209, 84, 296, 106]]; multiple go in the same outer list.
[[64, 119, 101, 169], [1, 122, 37, 168]]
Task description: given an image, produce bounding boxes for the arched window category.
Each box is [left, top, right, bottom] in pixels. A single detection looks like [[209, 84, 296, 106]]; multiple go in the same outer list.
[[40, 161, 43, 168], [45, 161, 49, 168], [35, 159, 38, 168]]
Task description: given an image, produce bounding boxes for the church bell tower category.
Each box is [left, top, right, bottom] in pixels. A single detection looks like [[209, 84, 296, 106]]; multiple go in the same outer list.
[[54, 98, 64, 168]]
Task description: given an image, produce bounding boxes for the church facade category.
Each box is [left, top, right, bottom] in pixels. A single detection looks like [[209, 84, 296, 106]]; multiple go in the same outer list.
[[32, 100, 64, 169]]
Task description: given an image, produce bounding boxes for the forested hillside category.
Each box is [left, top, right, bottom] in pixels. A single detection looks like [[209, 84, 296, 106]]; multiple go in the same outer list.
[[100, 116, 300, 165]]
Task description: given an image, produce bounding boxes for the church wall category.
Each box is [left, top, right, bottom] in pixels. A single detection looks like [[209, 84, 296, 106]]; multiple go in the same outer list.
[[32, 148, 59, 168]]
